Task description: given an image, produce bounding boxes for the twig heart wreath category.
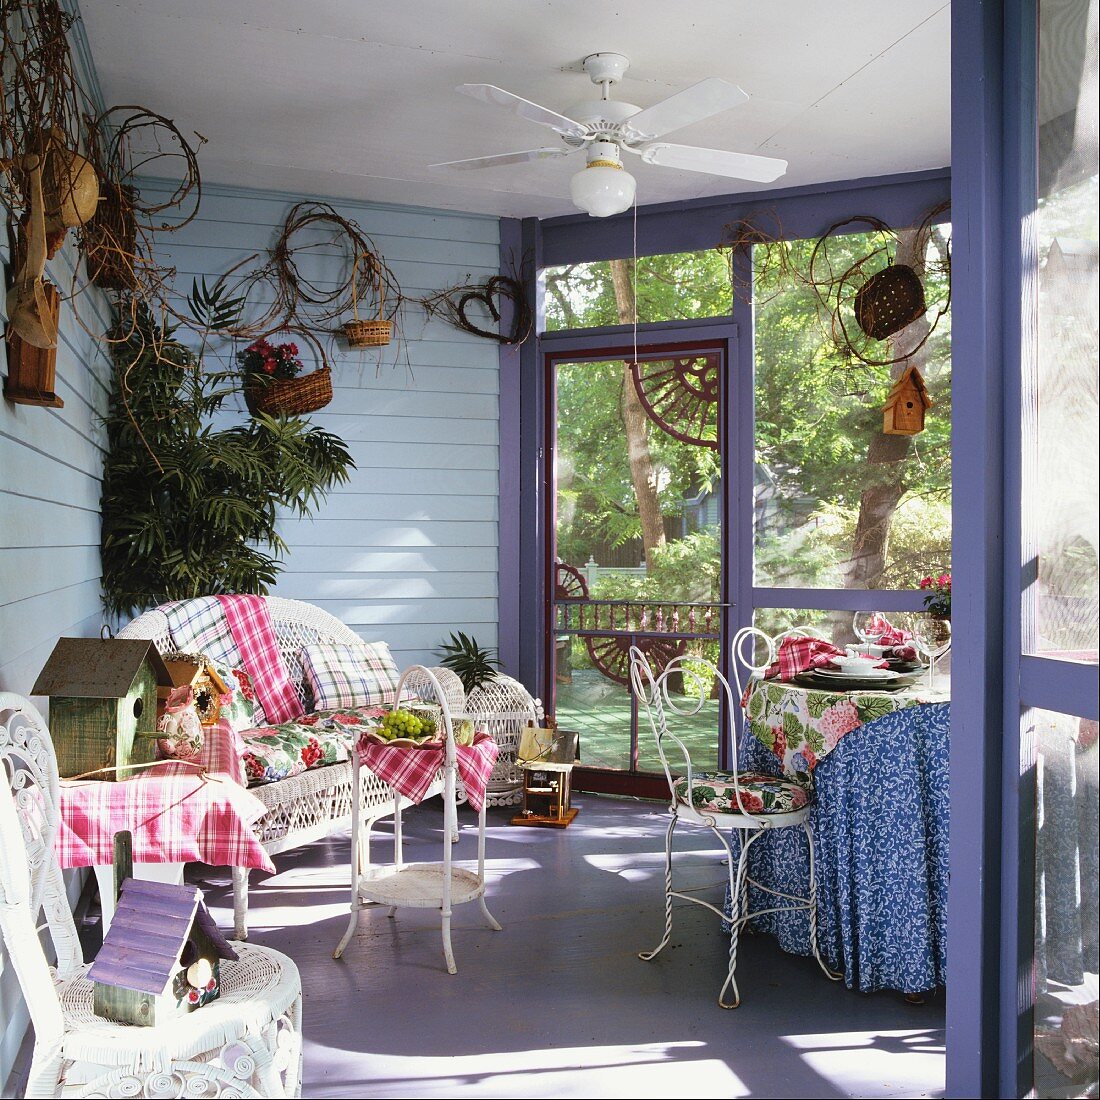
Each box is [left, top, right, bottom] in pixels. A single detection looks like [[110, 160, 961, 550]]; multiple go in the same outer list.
[[421, 272, 533, 345]]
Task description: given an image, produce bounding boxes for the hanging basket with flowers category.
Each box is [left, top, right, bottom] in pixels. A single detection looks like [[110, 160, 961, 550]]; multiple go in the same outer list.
[[238, 334, 332, 417]]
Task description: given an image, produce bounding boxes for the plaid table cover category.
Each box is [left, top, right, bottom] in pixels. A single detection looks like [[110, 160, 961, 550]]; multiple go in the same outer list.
[[357, 731, 499, 812], [216, 594, 304, 725], [56, 720, 276, 873]]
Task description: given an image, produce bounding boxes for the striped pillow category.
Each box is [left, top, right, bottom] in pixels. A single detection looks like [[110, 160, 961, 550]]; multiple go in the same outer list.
[[299, 642, 404, 710]]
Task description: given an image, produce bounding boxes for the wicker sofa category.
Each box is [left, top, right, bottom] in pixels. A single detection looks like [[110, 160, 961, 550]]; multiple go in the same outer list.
[[118, 596, 464, 937]]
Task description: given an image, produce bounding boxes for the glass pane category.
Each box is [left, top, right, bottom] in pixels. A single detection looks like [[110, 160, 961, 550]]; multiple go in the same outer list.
[[1028, 0, 1099, 663], [543, 251, 731, 330], [753, 229, 952, 589], [553, 353, 722, 775], [636, 644, 721, 776], [554, 635, 632, 771], [1027, 707, 1099, 1099]]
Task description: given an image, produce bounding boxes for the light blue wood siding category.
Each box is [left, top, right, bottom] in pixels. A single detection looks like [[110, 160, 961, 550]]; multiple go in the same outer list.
[[142, 180, 501, 668], [0, 230, 112, 1087]]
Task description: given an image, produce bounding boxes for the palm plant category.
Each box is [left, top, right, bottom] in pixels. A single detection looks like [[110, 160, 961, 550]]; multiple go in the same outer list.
[[100, 299, 354, 616], [437, 632, 501, 693]]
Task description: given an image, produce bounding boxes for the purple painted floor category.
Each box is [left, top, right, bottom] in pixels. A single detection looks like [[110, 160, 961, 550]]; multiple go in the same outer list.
[[187, 793, 945, 1099]]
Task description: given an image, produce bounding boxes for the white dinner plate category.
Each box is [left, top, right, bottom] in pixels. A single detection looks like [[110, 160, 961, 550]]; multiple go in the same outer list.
[[814, 667, 906, 683]]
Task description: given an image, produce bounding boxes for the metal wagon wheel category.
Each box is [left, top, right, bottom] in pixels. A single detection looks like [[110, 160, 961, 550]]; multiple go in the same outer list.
[[554, 559, 589, 600], [585, 633, 688, 688], [630, 354, 720, 450]]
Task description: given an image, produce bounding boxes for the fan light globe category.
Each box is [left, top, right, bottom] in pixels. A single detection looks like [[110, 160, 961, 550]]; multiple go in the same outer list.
[[570, 141, 635, 217]]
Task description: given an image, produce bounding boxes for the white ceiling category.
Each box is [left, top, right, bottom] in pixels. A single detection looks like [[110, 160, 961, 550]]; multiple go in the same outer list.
[[79, 0, 951, 220]]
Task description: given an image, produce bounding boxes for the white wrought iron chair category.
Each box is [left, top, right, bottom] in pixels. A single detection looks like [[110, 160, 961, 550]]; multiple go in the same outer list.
[[0, 693, 304, 1098], [628, 649, 838, 1008]]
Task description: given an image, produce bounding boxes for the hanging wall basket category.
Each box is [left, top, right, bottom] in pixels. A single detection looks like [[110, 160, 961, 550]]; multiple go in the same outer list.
[[342, 251, 393, 347], [244, 365, 332, 417], [853, 262, 927, 341]]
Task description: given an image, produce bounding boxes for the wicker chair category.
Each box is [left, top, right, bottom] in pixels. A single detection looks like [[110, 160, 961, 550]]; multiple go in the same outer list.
[[117, 596, 464, 938], [463, 675, 542, 808], [0, 693, 303, 1098]]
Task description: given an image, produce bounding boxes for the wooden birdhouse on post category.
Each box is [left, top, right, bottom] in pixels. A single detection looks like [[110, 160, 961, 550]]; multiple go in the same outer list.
[[31, 638, 172, 780], [160, 654, 230, 726], [882, 365, 933, 435], [89, 832, 238, 1025], [511, 722, 580, 828]]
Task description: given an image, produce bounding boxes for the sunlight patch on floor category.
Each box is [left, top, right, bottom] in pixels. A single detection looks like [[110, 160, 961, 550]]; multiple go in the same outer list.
[[783, 1028, 946, 1099], [305, 1039, 748, 1099]]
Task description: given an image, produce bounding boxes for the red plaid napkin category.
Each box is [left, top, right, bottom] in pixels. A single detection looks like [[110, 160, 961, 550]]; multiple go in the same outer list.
[[217, 594, 304, 725], [56, 720, 274, 873], [765, 636, 887, 682], [356, 730, 499, 812], [867, 615, 917, 660]]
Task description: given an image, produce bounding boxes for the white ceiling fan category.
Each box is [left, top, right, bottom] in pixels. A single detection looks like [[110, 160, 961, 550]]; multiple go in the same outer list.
[[432, 52, 787, 217]]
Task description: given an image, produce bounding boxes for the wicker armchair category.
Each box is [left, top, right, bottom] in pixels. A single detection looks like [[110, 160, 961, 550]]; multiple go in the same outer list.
[[1, 694, 303, 1097]]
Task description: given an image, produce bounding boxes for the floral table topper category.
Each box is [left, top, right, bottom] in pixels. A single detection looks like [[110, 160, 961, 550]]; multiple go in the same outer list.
[[743, 678, 942, 776]]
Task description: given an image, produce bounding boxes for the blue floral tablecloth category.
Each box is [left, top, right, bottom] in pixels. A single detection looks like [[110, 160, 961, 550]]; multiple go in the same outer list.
[[725, 700, 950, 994]]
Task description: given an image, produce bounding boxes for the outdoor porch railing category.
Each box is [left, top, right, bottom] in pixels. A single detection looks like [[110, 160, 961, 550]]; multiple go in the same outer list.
[[553, 599, 726, 639]]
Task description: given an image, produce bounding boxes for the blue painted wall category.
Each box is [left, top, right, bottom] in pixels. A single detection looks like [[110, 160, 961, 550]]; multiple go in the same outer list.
[[0, 219, 114, 1089], [141, 180, 502, 668]]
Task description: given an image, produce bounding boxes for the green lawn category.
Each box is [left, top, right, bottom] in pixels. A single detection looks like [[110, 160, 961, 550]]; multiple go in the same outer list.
[[555, 668, 721, 775]]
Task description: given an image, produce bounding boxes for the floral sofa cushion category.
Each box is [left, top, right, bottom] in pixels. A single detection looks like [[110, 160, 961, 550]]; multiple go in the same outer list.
[[673, 770, 811, 816], [240, 706, 385, 785]]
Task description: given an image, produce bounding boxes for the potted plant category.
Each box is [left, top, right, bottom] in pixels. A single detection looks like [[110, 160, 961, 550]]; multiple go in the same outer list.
[[436, 632, 501, 694], [919, 573, 952, 619]]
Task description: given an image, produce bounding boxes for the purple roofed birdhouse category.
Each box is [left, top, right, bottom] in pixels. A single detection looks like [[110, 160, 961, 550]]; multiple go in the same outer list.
[[88, 877, 238, 1026]]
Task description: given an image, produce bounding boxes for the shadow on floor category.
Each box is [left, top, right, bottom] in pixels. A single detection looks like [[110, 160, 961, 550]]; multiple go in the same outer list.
[[181, 792, 945, 1099]]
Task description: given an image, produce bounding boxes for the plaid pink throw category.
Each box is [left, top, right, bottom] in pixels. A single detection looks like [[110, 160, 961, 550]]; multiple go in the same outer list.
[[217, 594, 304, 725], [57, 720, 275, 873], [357, 731, 499, 812]]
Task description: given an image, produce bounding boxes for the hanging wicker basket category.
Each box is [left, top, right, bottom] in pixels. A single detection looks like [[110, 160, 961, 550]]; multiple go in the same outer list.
[[343, 252, 393, 347], [83, 181, 139, 291], [244, 366, 332, 417], [854, 263, 927, 341]]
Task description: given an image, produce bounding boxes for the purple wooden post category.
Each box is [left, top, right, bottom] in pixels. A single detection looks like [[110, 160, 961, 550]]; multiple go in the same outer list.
[[948, 2, 1009, 1093]]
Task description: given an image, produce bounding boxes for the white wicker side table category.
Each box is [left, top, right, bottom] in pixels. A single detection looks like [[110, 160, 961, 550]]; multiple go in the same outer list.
[[333, 666, 501, 974]]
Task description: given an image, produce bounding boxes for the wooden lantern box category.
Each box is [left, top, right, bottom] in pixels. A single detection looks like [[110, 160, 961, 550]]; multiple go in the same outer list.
[[511, 723, 580, 829], [31, 638, 173, 780]]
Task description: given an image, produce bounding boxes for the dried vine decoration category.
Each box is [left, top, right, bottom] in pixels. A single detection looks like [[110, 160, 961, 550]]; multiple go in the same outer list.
[[78, 106, 204, 297], [717, 208, 790, 304], [419, 272, 533, 345], [418, 252, 533, 345], [808, 201, 951, 368], [269, 201, 402, 329]]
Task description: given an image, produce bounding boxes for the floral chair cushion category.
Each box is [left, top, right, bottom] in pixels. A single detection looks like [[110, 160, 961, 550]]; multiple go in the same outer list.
[[299, 641, 405, 711], [240, 706, 384, 785], [673, 770, 811, 816]]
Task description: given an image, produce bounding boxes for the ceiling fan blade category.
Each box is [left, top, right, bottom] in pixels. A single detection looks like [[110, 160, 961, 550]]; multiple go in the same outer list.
[[457, 84, 588, 137], [430, 147, 575, 171], [623, 77, 749, 141], [639, 142, 787, 183]]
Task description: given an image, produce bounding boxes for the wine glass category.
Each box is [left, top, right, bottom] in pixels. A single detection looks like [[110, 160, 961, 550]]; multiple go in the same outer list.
[[852, 611, 888, 651], [912, 616, 952, 689]]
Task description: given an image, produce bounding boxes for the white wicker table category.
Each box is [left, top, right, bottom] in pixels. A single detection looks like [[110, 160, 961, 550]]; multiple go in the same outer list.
[[333, 666, 501, 974]]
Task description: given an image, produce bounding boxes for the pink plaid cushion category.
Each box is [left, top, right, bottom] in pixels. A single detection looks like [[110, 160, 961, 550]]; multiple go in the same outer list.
[[216, 595, 304, 725]]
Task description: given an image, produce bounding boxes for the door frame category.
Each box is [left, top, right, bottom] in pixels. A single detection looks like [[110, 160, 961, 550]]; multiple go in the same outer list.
[[541, 320, 741, 793]]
